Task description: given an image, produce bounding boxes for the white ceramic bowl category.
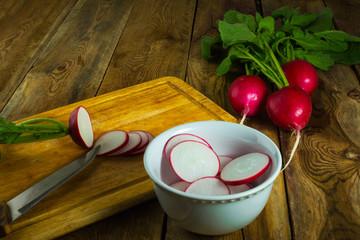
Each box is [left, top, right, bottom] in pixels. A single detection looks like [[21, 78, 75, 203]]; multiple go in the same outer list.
[[144, 121, 282, 235]]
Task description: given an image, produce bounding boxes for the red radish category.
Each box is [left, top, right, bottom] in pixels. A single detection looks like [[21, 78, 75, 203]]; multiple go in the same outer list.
[[282, 59, 318, 95], [93, 130, 129, 156], [164, 133, 211, 158], [69, 106, 94, 148], [266, 86, 312, 131], [170, 181, 190, 192], [228, 75, 268, 124], [218, 155, 233, 171], [185, 177, 230, 196], [169, 140, 219, 182], [107, 132, 142, 156], [228, 183, 252, 194], [266, 85, 312, 170], [220, 153, 270, 185]]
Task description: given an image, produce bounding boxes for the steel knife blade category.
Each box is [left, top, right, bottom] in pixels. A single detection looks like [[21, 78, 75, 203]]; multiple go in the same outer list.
[[0, 145, 100, 237]]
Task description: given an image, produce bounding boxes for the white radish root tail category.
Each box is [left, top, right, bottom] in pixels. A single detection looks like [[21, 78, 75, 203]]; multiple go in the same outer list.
[[281, 128, 301, 171], [239, 108, 249, 125]]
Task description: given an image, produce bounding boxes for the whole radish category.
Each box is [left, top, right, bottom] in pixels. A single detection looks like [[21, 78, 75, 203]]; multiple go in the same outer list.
[[228, 75, 268, 124], [282, 59, 318, 95], [266, 86, 312, 170]]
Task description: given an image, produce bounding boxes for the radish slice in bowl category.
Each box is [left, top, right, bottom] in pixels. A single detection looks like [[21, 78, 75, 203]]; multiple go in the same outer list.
[[169, 140, 219, 182], [69, 105, 94, 148], [164, 133, 211, 158], [185, 177, 230, 196], [93, 130, 129, 156], [220, 152, 270, 185]]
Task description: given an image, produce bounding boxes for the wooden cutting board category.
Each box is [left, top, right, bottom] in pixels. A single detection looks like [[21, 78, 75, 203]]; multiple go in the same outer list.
[[0, 77, 237, 240]]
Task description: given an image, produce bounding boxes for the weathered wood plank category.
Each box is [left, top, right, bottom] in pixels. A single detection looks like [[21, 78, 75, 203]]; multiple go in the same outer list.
[[185, 0, 291, 239], [0, 0, 77, 112], [97, 0, 197, 94], [262, 0, 360, 239], [0, 0, 135, 121]]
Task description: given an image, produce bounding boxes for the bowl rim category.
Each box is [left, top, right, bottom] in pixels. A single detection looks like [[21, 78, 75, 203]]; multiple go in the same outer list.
[[144, 120, 282, 201]]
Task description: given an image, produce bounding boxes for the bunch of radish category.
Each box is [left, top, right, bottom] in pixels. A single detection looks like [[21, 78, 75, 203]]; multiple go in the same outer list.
[[69, 105, 153, 156], [163, 133, 270, 196], [229, 59, 317, 170]]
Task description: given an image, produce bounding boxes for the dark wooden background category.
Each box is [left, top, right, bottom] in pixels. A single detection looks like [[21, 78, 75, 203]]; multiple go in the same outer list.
[[0, 0, 359, 239]]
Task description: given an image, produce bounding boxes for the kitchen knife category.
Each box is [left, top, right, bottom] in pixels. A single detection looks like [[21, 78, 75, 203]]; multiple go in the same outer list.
[[0, 145, 101, 237]]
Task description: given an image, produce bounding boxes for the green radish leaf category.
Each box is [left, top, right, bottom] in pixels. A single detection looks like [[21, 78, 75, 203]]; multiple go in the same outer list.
[[216, 56, 232, 76], [255, 12, 263, 24], [224, 11, 257, 32], [258, 16, 275, 34], [307, 8, 333, 33], [294, 49, 334, 70], [327, 42, 360, 65], [290, 13, 317, 27], [201, 35, 222, 60], [314, 30, 360, 42], [218, 21, 257, 48]]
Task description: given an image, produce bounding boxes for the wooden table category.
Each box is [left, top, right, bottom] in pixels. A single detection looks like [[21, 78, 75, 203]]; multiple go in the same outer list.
[[0, 0, 359, 239]]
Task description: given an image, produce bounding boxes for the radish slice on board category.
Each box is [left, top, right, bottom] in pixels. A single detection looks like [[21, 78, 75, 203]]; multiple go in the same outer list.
[[228, 183, 252, 194], [164, 133, 211, 158], [93, 130, 129, 156], [69, 105, 94, 148], [170, 181, 190, 192], [220, 153, 270, 185], [185, 177, 230, 196], [169, 140, 219, 182], [218, 155, 233, 171], [124, 131, 153, 156], [128, 130, 149, 151], [107, 132, 142, 156]]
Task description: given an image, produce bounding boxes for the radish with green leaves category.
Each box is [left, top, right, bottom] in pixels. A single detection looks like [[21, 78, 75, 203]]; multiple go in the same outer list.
[[229, 75, 268, 124], [282, 60, 318, 95]]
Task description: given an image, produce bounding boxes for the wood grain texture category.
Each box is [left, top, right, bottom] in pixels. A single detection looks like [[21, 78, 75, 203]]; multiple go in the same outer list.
[[0, 0, 77, 111], [97, 0, 197, 94], [0, 0, 135, 121]]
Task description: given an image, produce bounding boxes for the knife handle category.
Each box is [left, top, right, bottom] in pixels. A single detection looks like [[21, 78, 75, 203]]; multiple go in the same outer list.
[[0, 201, 12, 237]]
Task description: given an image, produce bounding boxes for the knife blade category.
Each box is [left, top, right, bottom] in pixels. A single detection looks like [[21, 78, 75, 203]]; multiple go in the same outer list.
[[0, 145, 100, 237]]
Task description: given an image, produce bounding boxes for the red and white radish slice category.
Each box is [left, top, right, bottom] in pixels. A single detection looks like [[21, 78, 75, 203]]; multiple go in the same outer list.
[[185, 177, 230, 196], [164, 133, 211, 158], [170, 181, 190, 192], [69, 105, 94, 148], [228, 183, 252, 194], [169, 140, 219, 182], [218, 155, 233, 171], [93, 130, 129, 156], [220, 152, 270, 185], [107, 132, 142, 156], [128, 130, 149, 151], [125, 131, 153, 156]]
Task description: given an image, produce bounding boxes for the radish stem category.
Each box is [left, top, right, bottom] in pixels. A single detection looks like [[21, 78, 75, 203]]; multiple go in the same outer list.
[[281, 128, 301, 171], [239, 108, 249, 125]]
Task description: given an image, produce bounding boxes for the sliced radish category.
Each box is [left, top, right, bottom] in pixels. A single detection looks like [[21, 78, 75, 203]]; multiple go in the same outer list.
[[170, 181, 190, 192], [218, 155, 233, 171], [69, 105, 94, 148], [128, 130, 149, 151], [164, 133, 211, 158], [93, 130, 129, 156], [107, 132, 142, 156], [185, 177, 230, 196], [228, 183, 253, 194], [124, 131, 153, 156], [169, 140, 219, 182], [220, 153, 271, 185]]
